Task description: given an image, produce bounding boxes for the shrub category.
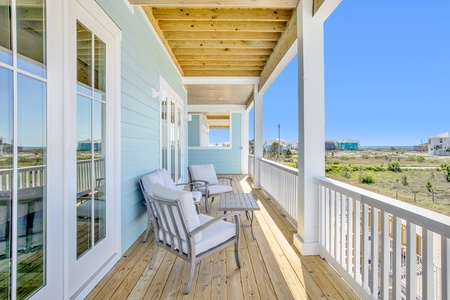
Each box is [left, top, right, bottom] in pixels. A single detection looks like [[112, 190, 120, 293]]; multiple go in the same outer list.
[[359, 175, 375, 184], [362, 154, 369, 159], [388, 161, 401, 172], [341, 156, 350, 161], [341, 166, 351, 179], [440, 162, 450, 182], [425, 180, 433, 192], [416, 156, 425, 163], [401, 175, 408, 186]]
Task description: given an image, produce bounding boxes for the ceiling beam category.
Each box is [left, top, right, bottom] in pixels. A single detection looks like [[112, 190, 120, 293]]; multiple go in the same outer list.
[[259, 8, 297, 91], [178, 59, 265, 66], [142, 6, 184, 75], [129, 0, 300, 8], [168, 40, 277, 49], [182, 65, 264, 71], [152, 8, 293, 21], [184, 70, 261, 76], [158, 20, 286, 32], [164, 31, 281, 41], [175, 54, 270, 61], [173, 48, 273, 56]]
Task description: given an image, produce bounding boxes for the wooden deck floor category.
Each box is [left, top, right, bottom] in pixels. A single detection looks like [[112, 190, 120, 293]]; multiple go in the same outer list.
[[87, 174, 359, 299]]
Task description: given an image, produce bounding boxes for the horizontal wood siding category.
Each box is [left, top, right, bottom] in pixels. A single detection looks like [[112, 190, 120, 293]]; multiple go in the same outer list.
[[96, 0, 186, 253], [188, 113, 242, 174], [188, 115, 200, 147]]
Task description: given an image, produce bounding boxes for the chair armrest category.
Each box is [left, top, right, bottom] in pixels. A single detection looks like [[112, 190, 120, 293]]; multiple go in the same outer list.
[[176, 182, 202, 188], [189, 212, 241, 237]]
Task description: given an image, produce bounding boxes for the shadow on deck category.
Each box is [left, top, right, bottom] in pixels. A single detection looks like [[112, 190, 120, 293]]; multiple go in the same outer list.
[[86, 174, 358, 299]]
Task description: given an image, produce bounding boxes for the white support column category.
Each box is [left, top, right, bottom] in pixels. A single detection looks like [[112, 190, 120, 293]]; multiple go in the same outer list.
[[253, 85, 263, 188], [241, 109, 249, 174], [293, 0, 340, 255]]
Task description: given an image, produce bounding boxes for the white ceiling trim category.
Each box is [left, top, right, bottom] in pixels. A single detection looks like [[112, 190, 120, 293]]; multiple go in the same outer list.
[[183, 77, 260, 85], [188, 104, 246, 112]]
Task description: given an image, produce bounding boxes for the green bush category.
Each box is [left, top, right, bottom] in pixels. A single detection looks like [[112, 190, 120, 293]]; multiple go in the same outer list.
[[388, 161, 401, 172], [401, 175, 408, 186], [341, 156, 350, 161], [425, 180, 433, 192], [362, 154, 369, 159], [341, 166, 351, 179], [359, 175, 375, 184], [416, 156, 425, 163]]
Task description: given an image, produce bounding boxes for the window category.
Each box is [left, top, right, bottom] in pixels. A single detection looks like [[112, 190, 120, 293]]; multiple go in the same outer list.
[[188, 113, 231, 148]]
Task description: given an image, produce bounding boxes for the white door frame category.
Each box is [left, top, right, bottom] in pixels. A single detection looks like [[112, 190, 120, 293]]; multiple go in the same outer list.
[[64, 0, 122, 298]]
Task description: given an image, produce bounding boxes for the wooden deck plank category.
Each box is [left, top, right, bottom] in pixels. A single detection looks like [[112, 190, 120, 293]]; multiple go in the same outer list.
[[86, 174, 359, 300]]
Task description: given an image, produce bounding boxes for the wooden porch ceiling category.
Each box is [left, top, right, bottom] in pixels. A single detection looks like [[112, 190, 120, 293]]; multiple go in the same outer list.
[[128, 0, 301, 106]]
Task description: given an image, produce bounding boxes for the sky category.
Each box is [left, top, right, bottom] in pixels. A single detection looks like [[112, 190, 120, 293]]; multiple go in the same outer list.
[[250, 0, 450, 147]]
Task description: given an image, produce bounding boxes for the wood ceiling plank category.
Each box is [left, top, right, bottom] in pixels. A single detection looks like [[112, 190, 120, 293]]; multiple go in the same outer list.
[[173, 48, 273, 55], [169, 40, 277, 49], [182, 65, 264, 71], [152, 8, 293, 21], [259, 9, 297, 90], [206, 115, 230, 119], [176, 54, 270, 61], [184, 70, 261, 76], [179, 59, 266, 66], [313, 0, 326, 15], [164, 31, 281, 41], [158, 20, 286, 32], [142, 6, 184, 75], [130, 0, 300, 8]]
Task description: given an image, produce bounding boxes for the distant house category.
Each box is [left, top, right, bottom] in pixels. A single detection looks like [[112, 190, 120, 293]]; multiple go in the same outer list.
[[77, 139, 101, 151], [264, 138, 289, 152], [413, 143, 428, 152], [325, 140, 337, 151], [336, 138, 360, 150], [290, 141, 298, 150], [428, 132, 450, 156]]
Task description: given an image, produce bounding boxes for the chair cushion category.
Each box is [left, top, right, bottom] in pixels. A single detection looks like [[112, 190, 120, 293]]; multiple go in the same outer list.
[[158, 168, 177, 189], [192, 191, 202, 204], [158, 214, 236, 255], [189, 164, 218, 185], [152, 183, 202, 242], [198, 185, 233, 196], [141, 171, 165, 196]]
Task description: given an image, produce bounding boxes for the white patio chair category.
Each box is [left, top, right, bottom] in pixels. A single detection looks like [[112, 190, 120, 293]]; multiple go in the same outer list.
[[188, 164, 233, 213], [139, 168, 202, 242], [146, 183, 241, 294]]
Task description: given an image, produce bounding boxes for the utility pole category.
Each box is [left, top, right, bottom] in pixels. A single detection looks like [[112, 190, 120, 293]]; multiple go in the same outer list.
[[278, 123, 281, 160]]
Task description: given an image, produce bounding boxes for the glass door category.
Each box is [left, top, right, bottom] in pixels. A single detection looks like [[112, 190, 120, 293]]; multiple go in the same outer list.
[[0, 1, 48, 299], [160, 83, 185, 183], [68, 1, 120, 296]]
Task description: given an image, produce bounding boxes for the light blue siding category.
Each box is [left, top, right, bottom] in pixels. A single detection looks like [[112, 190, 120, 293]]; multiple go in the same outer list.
[[188, 113, 242, 174], [96, 0, 186, 253], [188, 115, 200, 147]]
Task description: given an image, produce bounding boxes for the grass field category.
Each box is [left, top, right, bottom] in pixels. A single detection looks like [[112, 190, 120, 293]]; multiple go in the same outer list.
[[324, 148, 450, 216]]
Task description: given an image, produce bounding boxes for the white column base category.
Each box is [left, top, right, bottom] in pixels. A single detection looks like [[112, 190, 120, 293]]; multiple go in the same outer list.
[[293, 234, 319, 256]]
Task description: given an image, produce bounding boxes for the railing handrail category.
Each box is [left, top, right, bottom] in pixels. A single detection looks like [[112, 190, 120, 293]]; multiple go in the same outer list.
[[316, 176, 450, 239], [260, 158, 298, 175]]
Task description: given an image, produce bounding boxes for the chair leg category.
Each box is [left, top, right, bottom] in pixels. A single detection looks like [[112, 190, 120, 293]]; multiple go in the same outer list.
[[235, 240, 241, 268], [149, 243, 159, 270], [184, 258, 196, 294]]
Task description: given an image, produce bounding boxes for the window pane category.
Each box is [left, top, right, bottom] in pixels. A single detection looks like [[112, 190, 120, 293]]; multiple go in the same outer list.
[[177, 107, 181, 181], [16, 74, 47, 299], [161, 101, 167, 170], [0, 67, 13, 300], [170, 103, 175, 181], [94, 36, 106, 101], [93, 101, 105, 244], [0, 0, 12, 65], [17, 0, 46, 78], [76, 95, 92, 258], [77, 22, 92, 96]]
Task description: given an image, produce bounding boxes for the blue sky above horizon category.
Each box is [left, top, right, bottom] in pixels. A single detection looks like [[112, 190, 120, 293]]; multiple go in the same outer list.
[[248, 0, 450, 147]]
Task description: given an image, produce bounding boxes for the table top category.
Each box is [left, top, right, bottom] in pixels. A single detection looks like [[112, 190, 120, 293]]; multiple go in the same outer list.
[[218, 192, 260, 211]]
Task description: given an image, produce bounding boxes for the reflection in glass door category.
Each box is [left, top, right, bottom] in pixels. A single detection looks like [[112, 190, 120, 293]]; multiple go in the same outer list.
[[0, 0, 47, 299], [76, 21, 106, 258]]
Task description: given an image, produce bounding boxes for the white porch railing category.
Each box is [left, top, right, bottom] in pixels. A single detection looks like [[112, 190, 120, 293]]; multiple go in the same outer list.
[[316, 177, 450, 300], [0, 159, 104, 193], [259, 158, 298, 223]]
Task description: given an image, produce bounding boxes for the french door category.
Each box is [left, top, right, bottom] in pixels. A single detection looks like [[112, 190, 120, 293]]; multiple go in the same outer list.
[[160, 80, 185, 183], [67, 1, 121, 297]]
